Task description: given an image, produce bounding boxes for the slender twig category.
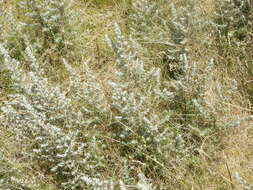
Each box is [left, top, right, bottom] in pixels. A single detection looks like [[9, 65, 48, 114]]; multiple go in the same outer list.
[[225, 159, 234, 189]]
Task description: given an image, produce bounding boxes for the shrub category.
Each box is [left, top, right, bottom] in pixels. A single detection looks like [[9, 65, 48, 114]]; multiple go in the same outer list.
[[0, 0, 251, 189], [0, 150, 36, 190], [212, 0, 253, 103], [17, 0, 72, 49], [105, 23, 175, 171], [213, 0, 252, 41], [0, 43, 159, 189], [128, 0, 210, 79], [2, 0, 82, 67], [105, 23, 236, 186], [0, 44, 109, 189]]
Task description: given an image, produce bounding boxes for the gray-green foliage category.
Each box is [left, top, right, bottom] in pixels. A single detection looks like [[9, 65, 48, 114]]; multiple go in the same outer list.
[[214, 0, 253, 40], [0, 22, 217, 188], [213, 0, 253, 102], [0, 150, 37, 190], [128, 0, 209, 77], [128, 0, 223, 128], [0, 0, 251, 189], [18, 0, 72, 49], [106, 23, 175, 168], [105, 22, 234, 183], [1, 0, 78, 65], [0, 41, 161, 188], [0, 44, 108, 189], [234, 172, 252, 190]]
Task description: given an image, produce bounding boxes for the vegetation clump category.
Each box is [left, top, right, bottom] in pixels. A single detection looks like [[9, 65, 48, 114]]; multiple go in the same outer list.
[[0, 0, 252, 189]]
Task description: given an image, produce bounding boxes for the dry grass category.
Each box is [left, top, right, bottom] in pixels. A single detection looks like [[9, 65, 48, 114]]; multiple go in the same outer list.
[[0, 0, 252, 189], [179, 119, 253, 190], [216, 122, 253, 188]]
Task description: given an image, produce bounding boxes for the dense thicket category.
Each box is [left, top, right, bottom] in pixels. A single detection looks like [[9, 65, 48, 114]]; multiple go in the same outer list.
[[0, 0, 252, 189]]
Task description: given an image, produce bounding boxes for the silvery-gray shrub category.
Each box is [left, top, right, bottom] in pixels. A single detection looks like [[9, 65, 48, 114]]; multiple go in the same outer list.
[[0, 44, 110, 189], [18, 0, 72, 49], [128, 0, 209, 78], [213, 0, 252, 40], [0, 43, 158, 189]]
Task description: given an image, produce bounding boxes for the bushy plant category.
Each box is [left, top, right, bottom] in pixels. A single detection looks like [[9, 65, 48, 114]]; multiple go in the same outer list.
[[1, 0, 82, 68], [212, 0, 253, 103], [17, 0, 72, 49], [1, 0, 252, 189], [214, 0, 252, 41], [128, 0, 209, 79], [105, 23, 175, 170], [0, 150, 36, 190], [0, 44, 109, 189], [0, 42, 160, 189], [104, 23, 237, 186], [127, 0, 231, 131]]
